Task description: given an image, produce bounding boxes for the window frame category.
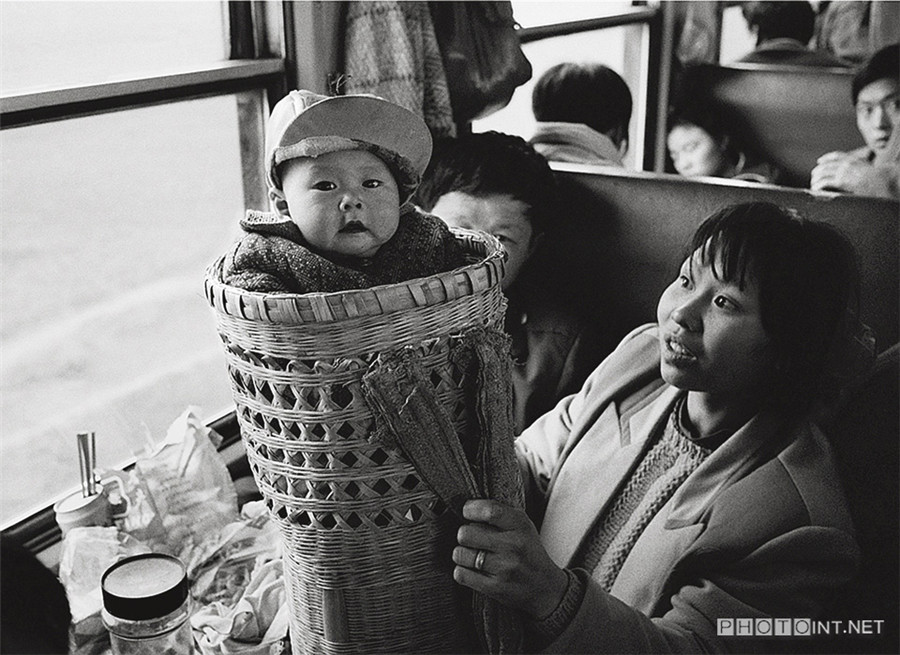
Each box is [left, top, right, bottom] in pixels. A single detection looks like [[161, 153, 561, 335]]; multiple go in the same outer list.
[[0, 0, 287, 552], [512, 3, 677, 171]]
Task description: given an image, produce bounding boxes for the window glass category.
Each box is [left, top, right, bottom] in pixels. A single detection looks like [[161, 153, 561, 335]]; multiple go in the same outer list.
[[719, 5, 757, 64], [0, 1, 227, 94], [511, 1, 636, 28], [473, 25, 646, 170], [0, 96, 245, 523]]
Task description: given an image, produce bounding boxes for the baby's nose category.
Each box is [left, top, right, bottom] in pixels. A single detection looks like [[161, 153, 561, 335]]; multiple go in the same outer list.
[[339, 195, 363, 211]]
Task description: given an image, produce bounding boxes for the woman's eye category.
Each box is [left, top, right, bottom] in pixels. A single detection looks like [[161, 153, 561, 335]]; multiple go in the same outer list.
[[713, 295, 737, 310], [312, 181, 336, 191], [362, 179, 383, 188]]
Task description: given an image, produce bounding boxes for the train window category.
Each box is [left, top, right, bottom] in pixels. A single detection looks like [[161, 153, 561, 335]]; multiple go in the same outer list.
[[0, 0, 283, 533], [0, 96, 245, 523], [474, 3, 650, 170], [0, 1, 227, 93], [718, 4, 756, 64], [511, 1, 634, 28]]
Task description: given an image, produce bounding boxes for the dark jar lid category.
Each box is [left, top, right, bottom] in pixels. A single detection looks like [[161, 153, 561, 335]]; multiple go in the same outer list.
[[101, 553, 188, 621]]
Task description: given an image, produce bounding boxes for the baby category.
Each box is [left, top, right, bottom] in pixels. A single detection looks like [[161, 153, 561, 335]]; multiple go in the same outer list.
[[222, 90, 467, 293]]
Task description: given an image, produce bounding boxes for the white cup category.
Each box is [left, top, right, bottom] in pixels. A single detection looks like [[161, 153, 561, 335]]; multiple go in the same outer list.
[[53, 490, 112, 536]]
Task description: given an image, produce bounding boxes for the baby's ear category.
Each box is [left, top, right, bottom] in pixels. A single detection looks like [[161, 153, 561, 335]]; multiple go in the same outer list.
[[269, 187, 290, 216]]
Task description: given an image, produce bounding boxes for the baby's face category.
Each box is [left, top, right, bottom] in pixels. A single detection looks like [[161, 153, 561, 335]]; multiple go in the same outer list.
[[278, 149, 400, 259]]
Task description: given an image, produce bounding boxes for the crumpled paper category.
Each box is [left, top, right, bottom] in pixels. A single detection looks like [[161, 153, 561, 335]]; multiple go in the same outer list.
[[190, 502, 289, 655]]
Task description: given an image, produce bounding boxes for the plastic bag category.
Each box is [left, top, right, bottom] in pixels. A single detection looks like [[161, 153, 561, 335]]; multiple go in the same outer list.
[[58, 526, 151, 654], [430, 1, 532, 123], [118, 408, 239, 573]]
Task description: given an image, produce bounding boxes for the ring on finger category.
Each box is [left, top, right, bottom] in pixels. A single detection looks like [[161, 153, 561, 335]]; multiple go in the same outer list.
[[474, 549, 486, 572]]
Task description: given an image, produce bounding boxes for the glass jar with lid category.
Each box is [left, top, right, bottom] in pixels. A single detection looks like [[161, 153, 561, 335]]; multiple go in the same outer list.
[[101, 553, 194, 654]]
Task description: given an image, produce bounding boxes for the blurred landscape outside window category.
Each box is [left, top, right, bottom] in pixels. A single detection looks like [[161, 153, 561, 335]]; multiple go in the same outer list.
[[0, 1, 239, 523]]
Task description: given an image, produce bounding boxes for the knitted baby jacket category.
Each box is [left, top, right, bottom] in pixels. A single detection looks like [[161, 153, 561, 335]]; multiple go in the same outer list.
[[222, 204, 469, 293]]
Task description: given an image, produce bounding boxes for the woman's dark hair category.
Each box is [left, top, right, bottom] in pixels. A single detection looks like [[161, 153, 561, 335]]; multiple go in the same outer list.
[[852, 43, 900, 105], [413, 131, 556, 238], [531, 62, 632, 145], [741, 1, 815, 47], [687, 202, 861, 411]]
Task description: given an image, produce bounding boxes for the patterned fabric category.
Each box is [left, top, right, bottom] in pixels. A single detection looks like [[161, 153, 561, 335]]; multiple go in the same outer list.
[[574, 394, 712, 591], [221, 205, 468, 294], [344, 1, 456, 138]]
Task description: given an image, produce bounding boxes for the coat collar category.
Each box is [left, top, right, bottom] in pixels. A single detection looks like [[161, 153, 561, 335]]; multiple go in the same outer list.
[[664, 408, 790, 528], [543, 380, 793, 564]]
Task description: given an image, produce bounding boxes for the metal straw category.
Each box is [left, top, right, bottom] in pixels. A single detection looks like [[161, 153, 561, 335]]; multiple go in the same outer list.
[[77, 432, 97, 497]]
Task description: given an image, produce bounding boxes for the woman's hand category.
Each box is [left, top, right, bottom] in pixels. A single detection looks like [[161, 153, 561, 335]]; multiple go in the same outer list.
[[453, 499, 569, 619]]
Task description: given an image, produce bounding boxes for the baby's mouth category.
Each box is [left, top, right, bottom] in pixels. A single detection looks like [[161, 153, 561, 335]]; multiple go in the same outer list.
[[340, 221, 367, 233]]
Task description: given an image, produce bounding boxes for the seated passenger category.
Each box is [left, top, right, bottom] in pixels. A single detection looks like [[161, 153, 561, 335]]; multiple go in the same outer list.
[[737, 1, 848, 67], [452, 201, 863, 653], [811, 44, 899, 199], [667, 103, 781, 184], [528, 62, 632, 166], [414, 131, 603, 433], [222, 90, 467, 294]]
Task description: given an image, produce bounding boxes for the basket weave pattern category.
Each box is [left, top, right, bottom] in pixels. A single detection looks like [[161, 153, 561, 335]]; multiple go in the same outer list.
[[205, 231, 506, 654]]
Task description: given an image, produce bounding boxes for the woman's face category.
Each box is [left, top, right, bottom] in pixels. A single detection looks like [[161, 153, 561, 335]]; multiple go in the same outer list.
[[667, 124, 730, 178], [430, 191, 535, 290], [656, 249, 777, 403]]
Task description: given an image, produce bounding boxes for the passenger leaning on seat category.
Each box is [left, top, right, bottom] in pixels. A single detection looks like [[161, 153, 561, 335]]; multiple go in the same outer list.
[[667, 101, 781, 184], [811, 44, 900, 199], [451, 202, 865, 653], [528, 62, 632, 167]]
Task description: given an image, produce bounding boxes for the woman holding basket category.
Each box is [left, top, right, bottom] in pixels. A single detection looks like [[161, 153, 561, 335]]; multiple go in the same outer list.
[[453, 202, 864, 653]]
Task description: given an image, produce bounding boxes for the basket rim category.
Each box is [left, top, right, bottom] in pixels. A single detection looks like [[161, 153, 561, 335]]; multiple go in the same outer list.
[[205, 227, 506, 324]]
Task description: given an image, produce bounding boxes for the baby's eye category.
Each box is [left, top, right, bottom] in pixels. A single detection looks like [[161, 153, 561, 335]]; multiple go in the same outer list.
[[362, 179, 383, 188], [312, 181, 336, 191], [493, 234, 511, 244]]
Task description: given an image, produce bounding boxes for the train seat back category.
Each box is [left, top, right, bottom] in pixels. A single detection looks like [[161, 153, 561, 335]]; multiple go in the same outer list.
[[536, 165, 899, 358], [679, 63, 862, 188]]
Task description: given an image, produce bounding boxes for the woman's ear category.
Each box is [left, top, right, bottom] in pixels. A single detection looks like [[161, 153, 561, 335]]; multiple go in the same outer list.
[[269, 187, 290, 216]]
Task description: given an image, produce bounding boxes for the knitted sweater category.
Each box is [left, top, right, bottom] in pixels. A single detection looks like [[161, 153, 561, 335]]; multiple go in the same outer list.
[[533, 393, 715, 643], [221, 205, 469, 294]]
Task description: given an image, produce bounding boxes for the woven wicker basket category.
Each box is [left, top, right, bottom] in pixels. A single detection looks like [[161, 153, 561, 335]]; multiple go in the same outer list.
[[204, 230, 507, 654]]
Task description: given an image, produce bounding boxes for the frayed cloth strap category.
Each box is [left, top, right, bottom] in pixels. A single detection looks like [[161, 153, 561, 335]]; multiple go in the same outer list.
[[361, 326, 525, 654], [450, 327, 525, 655], [451, 327, 524, 510], [361, 346, 478, 516]]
